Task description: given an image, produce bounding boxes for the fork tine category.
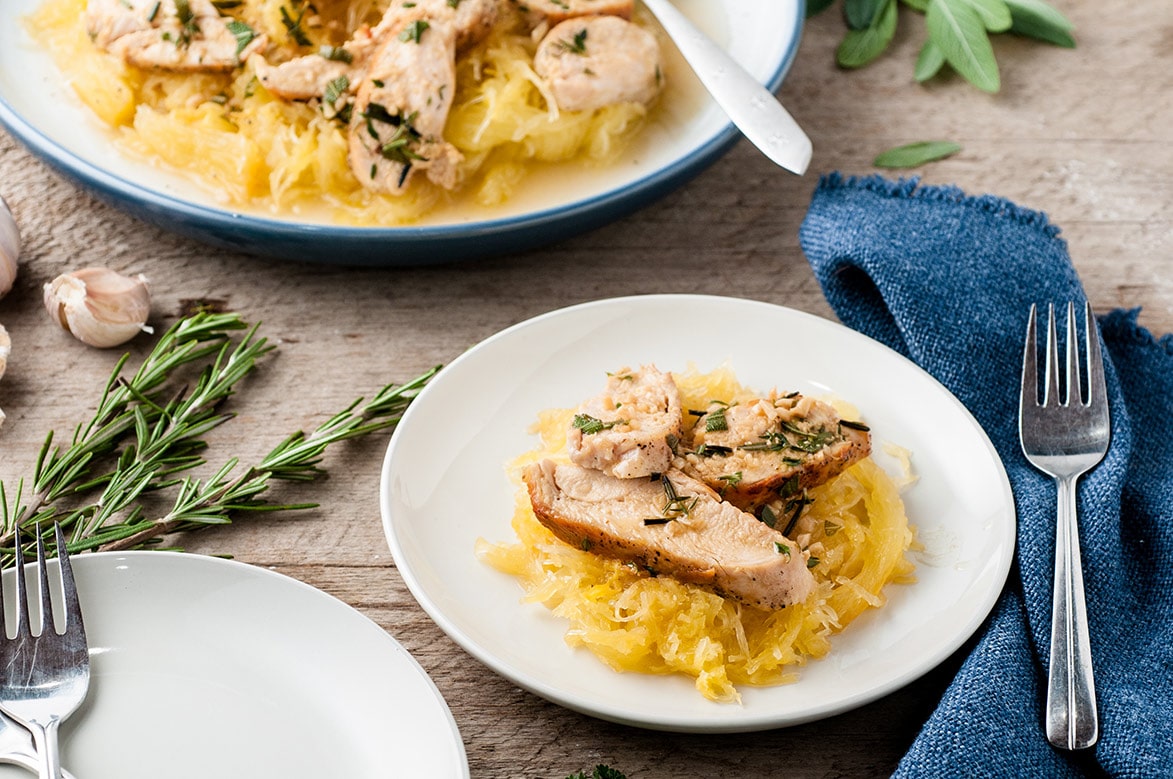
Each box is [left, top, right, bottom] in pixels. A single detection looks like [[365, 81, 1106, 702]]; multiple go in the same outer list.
[[11, 533, 29, 639], [34, 525, 50, 637], [1021, 303, 1039, 411], [54, 523, 85, 644], [1064, 301, 1080, 406], [1044, 303, 1062, 407], [1084, 301, 1107, 410]]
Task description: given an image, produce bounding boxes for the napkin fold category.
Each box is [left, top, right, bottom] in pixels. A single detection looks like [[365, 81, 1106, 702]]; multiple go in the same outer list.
[[799, 174, 1173, 778]]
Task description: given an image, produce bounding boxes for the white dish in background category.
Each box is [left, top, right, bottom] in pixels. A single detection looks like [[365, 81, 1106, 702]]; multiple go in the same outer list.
[[0, 552, 468, 779], [0, 0, 804, 264], [380, 294, 1016, 733]]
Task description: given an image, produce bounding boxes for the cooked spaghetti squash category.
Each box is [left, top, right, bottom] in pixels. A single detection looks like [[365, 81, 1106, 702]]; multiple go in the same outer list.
[[476, 366, 917, 702]]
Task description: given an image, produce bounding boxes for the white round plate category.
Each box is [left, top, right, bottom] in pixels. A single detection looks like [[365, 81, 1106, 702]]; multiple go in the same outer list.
[[0, 1, 803, 264], [380, 295, 1015, 732], [0, 552, 468, 778]]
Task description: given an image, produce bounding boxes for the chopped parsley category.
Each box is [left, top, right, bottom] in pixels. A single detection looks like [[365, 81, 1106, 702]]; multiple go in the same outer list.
[[557, 28, 588, 55], [572, 413, 622, 435], [225, 20, 256, 56], [774, 541, 791, 556], [398, 19, 430, 43]]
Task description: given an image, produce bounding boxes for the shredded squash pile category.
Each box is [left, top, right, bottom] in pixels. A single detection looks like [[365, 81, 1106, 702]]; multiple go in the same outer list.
[[476, 366, 917, 702], [26, 0, 652, 223]]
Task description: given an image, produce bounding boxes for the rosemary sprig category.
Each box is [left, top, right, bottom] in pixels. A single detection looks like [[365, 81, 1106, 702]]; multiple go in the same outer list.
[[0, 312, 438, 563]]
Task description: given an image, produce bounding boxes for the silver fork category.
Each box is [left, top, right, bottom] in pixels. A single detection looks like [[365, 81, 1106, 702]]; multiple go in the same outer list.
[[1019, 301, 1110, 751], [0, 524, 89, 779]]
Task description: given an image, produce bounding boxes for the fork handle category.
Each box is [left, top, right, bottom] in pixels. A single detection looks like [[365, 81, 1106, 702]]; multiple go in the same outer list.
[[1045, 474, 1099, 750], [26, 718, 64, 779]]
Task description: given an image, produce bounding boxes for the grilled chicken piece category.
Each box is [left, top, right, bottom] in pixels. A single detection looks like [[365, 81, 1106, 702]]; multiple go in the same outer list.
[[255, 0, 497, 101], [683, 394, 871, 514], [348, 17, 464, 194], [524, 461, 815, 610], [86, 0, 267, 72], [567, 365, 682, 479], [533, 16, 663, 113], [523, 0, 633, 25]]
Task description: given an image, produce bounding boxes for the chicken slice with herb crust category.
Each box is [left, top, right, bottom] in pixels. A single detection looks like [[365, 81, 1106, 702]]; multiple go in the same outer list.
[[524, 461, 815, 610], [682, 393, 871, 515], [254, 0, 497, 102], [522, 0, 634, 26], [348, 16, 464, 194], [534, 15, 663, 113], [86, 0, 267, 72], [567, 365, 683, 479]]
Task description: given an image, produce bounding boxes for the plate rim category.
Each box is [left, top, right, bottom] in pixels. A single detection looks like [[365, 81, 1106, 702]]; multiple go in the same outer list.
[[64, 550, 471, 776], [379, 293, 1017, 732], [0, 2, 805, 263]]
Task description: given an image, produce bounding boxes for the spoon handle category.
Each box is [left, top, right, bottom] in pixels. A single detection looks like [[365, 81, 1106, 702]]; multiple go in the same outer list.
[[640, 0, 812, 174]]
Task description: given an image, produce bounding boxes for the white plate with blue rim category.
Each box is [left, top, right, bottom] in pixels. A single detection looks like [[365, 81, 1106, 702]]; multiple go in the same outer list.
[[0, 552, 468, 778], [0, 0, 804, 265], [380, 294, 1016, 732]]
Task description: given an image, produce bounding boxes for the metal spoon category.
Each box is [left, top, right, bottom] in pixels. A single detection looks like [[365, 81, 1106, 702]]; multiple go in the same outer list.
[[640, 0, 813, 175]]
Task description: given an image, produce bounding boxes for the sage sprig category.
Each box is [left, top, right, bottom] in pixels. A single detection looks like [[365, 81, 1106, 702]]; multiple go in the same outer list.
[[874, 139, 963, 167], [0, 311, 438, 563], [809, 0, 1076, 93]]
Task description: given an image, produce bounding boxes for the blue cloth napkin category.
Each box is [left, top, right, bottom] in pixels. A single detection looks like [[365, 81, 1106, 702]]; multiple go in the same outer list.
[[798, 174, 1173, 778]]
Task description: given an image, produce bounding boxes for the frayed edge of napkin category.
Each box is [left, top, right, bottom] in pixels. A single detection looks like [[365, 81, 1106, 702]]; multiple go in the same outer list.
[[816, 172, 1064, 240], [1101, 308, 1173, 354]]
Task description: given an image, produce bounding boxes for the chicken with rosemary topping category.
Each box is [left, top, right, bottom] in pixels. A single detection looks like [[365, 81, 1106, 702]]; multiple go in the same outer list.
[[348, 16, 464, 194], [522, 0, 634, 26], [524, 461, 815, 610], [567, 365, 683, 480], [682, 393, 871, 515], [533, 15, 663, 113], [85, 0, 267, 72]]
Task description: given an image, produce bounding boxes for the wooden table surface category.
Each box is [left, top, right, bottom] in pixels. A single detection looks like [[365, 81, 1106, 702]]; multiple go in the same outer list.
[[0, 1, 1169, 776]]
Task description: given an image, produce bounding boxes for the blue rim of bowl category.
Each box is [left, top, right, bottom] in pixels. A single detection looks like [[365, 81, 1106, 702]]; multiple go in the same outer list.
[[0, 3, 805, 265]]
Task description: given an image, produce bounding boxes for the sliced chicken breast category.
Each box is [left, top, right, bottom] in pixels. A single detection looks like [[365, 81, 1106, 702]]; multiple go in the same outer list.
[[373, 0, 500, 52], [348, 17, 464, 194], [683, 393, 871, 514], [86, 0, 267, 72], [524, 0, 633, 26], [533, 15, 663, 113], [524, 461, 816, 610], [567, 365, 683, 479]]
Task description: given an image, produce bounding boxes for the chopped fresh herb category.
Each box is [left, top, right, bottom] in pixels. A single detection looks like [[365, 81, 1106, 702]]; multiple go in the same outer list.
[[687, 409, 706, 418], [447, 0, 463, 6], [174, 0, 199, 46], [873, 140, 962, 169], [557, 28, 588, 55], [780, 421, 836, 453], [225, 20, 256, 56], [399, 19, 430, 43], [549, 0, 568, 7], [704, 406, 728, 432], [372, 79, 385, 88], [211, 0, 243, 7], [823, 521, 841, 537], [717, 471, 743, 487], [760, 504, 778, 528], [146, 1, 161, 22], [580, 538, 593, 551], [370, 163, 377, 179], [280, 3, 312, 47], [840, 419, 871, 431], [566, 766, 627, 779], [774, 541, 791, 556], [572, 413, 622, 435], [659, 475, 697, 518], [739, 431, 788, 452], [665, 433, 680, 454], [807, 556, 820, 568], [642, 517, 673, 526], [781, 490, 811, 536], [323, 75, 349, 106], [693, 443, 733, 457], [318, 45, 353, 63], [777, 474, 800, 498]]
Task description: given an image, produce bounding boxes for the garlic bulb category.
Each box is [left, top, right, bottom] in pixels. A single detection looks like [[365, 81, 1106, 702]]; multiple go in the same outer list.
[[0, 195, 18, 300], [44, 267, 153, 348]]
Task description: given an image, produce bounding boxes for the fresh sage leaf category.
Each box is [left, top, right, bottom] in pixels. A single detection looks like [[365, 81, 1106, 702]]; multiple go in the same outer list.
[[963, 0, 1012, 32], [837, 0, 898, 68], [914, 39, 947, 81], [874, 140, 962, 168], [806, 0, 836, 18], [1005, 0, 1075, 47], [925, 0, 1000, 92], [844, 0, 888, 30]]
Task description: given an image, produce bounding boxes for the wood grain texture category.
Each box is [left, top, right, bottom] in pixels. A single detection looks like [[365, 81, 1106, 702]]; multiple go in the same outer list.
[[0, 1, 1170, 776]]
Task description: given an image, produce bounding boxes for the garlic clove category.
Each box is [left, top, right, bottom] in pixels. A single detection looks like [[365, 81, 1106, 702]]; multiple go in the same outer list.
[[0, 323, 9, 382], [43, 267, 154, 348], [0, 195, 19, 301]]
